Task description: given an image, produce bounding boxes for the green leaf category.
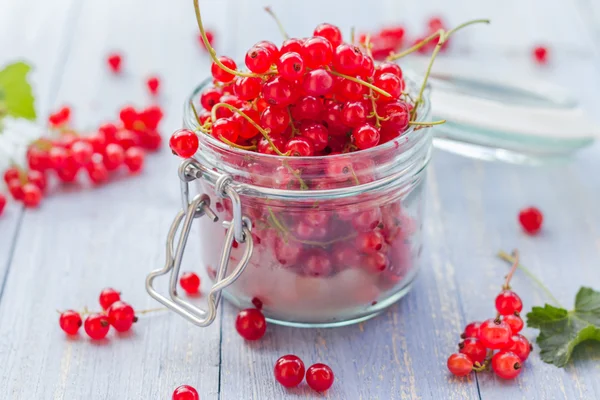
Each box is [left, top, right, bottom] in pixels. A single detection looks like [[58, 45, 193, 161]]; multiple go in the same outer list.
[[526, 287, 600, 367], [0, 61, 36, 121]]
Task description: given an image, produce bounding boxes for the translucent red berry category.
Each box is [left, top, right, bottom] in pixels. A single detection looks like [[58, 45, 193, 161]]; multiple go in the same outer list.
[[302, 36, 333, 69], [281, 38, 304, 54], [124, 147, 145, 173], [235, 308, 267, 340], [478, 318, 513, 349], [262, 76, 295, 107], [27, 170, 46, 192], [375, 62, 403, 79], [71, 140, 94, 166], [492, 351, 522, 379], [87, 162, 109, 185], [99, 288, 121, 310], [518, 206, 543, 235], [306, 363, 334, 392], [299, 122, 328, 152], [22, 183, 42, 208], [341, 101, 368, 127], [260, 106, 290, 135], [179, 272, 201, 295], [256, 40, 279, 58], [314, 23, 342, 48], [285, 137, 315, 157], [147, 76, 160, 95], [0, 194, 6, 216], [503, 313, 524, 333], [107, 53, 122, 73], [59, 310, 83, 335], [507, 334, 532, 361], [103, 143, 125, 171], [462, 321, 481, 339], [374, 73, 403, 101], [200, 87, 222, 111], [352, 124, 380, 150], [211, 56, 237, 83], [495, 290, 523, 315], [277, 52, 305, 81], [172, 385, 199, 400], [107, 301, 136, 332], [274, 355, 305, 388], [458, 337, 486, 364], [447, 353, 473, 377], [245, 46, 274, 74], [333, 44, 363, 75], [84, 313, 110, 340], [533, 46, 549, 65], [302, 68, 334, 97], [234, 77, 262, 101], [8, 179, 24, 200], [170, 129, 199, 158], [212, 118, 240, 143]]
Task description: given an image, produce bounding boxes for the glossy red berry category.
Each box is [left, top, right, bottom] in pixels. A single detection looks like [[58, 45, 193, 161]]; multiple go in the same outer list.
[[71, 140, 94, 166], [198, 29, 215, 50], [333, 44, 363, 75], [507, 334, 532, 361], [256, 40, 280, 58], [299, 122, 328, 152], [503, 313, 524, 333], [375, 62, 403, 79], [27, 146, 52, 171], [458, 337, 487, 364], [147, 76, 160, 95], [170, 129, 199, 158], [495, 290, 523, 315], [260, 106, 290, 135], [234, 77, 262, 101], [335, 78, 368, 101], [26, 170, 46, 192], [172, 385, 199, 400], [533, 46, 549, 65], [140, 105, 164, 130], [277, 52, 305, 81], [0, 194, 6, 216], [447, 353, 473, 377], [478, 318, 513, 349], [107, 301, 136, 332], [341, 101, 368, 127], [291, 96, 322, 120], [281, 38, 304, 54], [103, 143, 126, 171], [379, 102, 409, 132], [374, 73, 403, 101], [518, 207, 543, 235], [306, 363, 334, 392], [84, 313, 110, 340], [314, 23, 342, 48], [124, 147, 145, 173], [245, 46, 274, 74], [492, 351, 522, 379], [212, 118, 240, 143], [179, 272, 201, 295], [3, 167, 20, 184], [8, 179, 24, 200], [352, 124, 380, 150], [285, 137, 315, 157], [235, 308, 267, 340], [107, 53, 122, 73], [59, 310, 83, 335], [302, 69, 334, 96], [211, 56, 237, 83], [200, 87, 222, 111], [99, 288, 121, 310], [22, 183, 42, 208], [302, 36, 333, 69], [274, 355, 305, 388], [262, 76, 295, 107], [87, 161, 109, 185], [462, 321, 481, 339]]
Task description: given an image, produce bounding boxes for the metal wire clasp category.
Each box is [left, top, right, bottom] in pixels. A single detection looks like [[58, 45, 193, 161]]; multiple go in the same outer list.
[[145, 159, 253, 327]]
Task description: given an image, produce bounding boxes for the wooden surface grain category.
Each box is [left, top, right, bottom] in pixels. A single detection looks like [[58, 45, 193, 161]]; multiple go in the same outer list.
[[1, 0, 600, 399]]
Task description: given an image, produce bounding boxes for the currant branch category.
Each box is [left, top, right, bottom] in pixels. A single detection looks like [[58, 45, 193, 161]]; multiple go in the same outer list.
[[264, 6, 289, 40]]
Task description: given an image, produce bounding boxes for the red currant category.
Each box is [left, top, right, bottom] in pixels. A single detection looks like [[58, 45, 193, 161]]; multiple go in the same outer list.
[[374, 73, 403, 101], [233, 77, 262, 101], [103, 143, 126, 171], [26, 170, 46, 192], [172, 385, 199, 400], [59, 310, 82, 335], [107, 301, 136, 332], [3, 167, 21, 184], [27, 146, 52, 171], [302, 36, 333, 69], [478, 318, 513, 349], [507, 334, 532, 361], [341, 101, 368, 127], [22, 183, 42, 208], [200, 87, 222, 111], [355, 231, 385, 253], [198, 29, 215, 50], [533, 46, 549, 65], [99, 288, 121, 310], [333, 44, 363, 75], [0, 194, 6, 216], [124, 147, 145, 173], [375, 62, 403, 79], [306, 363, 334, 392], [352, 208, 382, 232], [179, 272, 201, 295], [274, 355, 305, 388], [235, 308, 267, 340], [262, 76, 295, 107], [87, 161, 109, 185], [84, 313, 110, 340], [518, 206, 543, 235], [211, 56, 237, 83], [299, 122, 328, 152], [277, 52, 305, 81], [260, 106, 290, 135], [291, 96, 322, 120], [358, 54, 375, 78], [170, 129, 199, 158], [71, 140, 94, 166], [352, 124, 380, 150], [257, 136, 286, 155], [458, 337, 486, 364], [447, 353, 473, 377], [245, 46, 274, 74], [99, 123, 119, 143], [8, 179, 24, 200], [462, 321, 481, 339], [362, 252, 389, 273], [107, 53, 122, 73], [335, 78, 368, 101], [212, 118, 240, 143], [285, 137, 314, 157], [314, 23, 342, 48], [302, 69, 334, 96], [503, 313, 524, 333], [491, 351, 522, 379], [256, 40, 279, 58], [495, 290, 523, 315], [140, 105, 164, 130], [281, 38, 304, 54], [379, 102, 409, 132]]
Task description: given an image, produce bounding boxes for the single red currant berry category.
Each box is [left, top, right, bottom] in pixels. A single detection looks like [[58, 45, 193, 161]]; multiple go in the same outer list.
[[245, 46, 273, 74], [257, 136, 286, 155], [233, 77, 262, 101], [107, 301, 137, 332], [503, 313, 524, 333], [299, 122, 328, 152], [198, 29, 215, 50], [447, 353, 473, 377], [260, 106, 290, 135], [352, 208, 382, 232], [507, 334, 532, 361], [462, 321, 481, 339], [99, 288, 121, 310], [478, 318, 513, 349], [235, 308, 267, 340], [291, 96, 323, 120], [341, 101, 368, 127], [313, 23, 343, 48], [458, 337, 487, 365], [71, 140, 94, 166], [4, 167, 21, 184], [0, 194, 6, 216], [256, 40, 280, 58], [495, 290, 523, 315], [147, 76, 160, 95], [27, 146, 52, 171], [84, 313, 110, 340], [335, 78, 368, 101], [303, 69, 334, 97], [262, 76, 295, 107], [22, 183, 42, 208], [274, 355, 305, 388], [428, 17, 445, 32], [200, 87, 222, 111], [306, 363, 334, 392], [533, 46, 549, 65], [8, 179, 24, 200], [103, 143, 126, 171], [492, 351, 522, 380], [59, 310, 83, 335], [358, 54, 375, 79], [285, 137, 315, 157], [333, 44, 363, 75], [86, 161, 109, 184], [211, 56, 237, 83], [379, 102, 410, 132], [124, 147, 145, 173], [355, 231, 385, 254], [212, 118, 240, 143], [99, 123, 119, 143], [375, 62, 403, 79], [172, 385, 199, 400], [518, 206, 543, 235], [179, 272, 201, 295], [170, 129, 199, 158], [26, 170, 46, 192], [352, 124, 380, 150], [107, 53, 122, 73], [140, 105, 164, 130], [277, 52, 305, 81], [374, 73, 403, 101], [302, 36, 333, 68], [119, 106, 139, 129], [281, 38, 304, 54]]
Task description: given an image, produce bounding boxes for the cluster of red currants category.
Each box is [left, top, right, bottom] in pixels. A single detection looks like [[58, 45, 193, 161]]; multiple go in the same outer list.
[[274, 355, 335, 392], [447, 252, 532, 380], [59, 288, 137, 340], [0, 104, 163, 211]]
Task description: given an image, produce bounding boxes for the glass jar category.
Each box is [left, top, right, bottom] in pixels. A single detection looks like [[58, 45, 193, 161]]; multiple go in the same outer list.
[[147, 78, 432, 328]]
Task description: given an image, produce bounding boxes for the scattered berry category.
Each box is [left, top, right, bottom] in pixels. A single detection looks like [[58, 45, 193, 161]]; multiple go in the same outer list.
[[99, 288, 121, 310], [533, 46, 549, 65], [306, 363, 334, 392], [518, 207, 543, 235], [59, 310, 83, 335], [492, 351, 522, 379], [147, 76, 160, 95], [447, 353, 473, 377], [235, 308, 267, 340], [84, 313, 110, 340], [170, 129, 199, 158], [0, 194, 6, 216], [172, 385, 199, 400], [107, 301, 137, 332], [179, 272, 201, 295], [274, 355, 305, 388], [107, 53, 123, 73]]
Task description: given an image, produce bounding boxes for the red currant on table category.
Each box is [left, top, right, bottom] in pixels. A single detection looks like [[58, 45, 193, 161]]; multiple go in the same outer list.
[[22, 183, 42, 208], [172, 385, 199, 400], [235, 308, 266, 340], [313, 23, 342, 48], [3, 167, 20, 184], [107, 301, 137, 332], [495, 290, 523, 315], [458, 337, 486, 364], [103, 143, 126, 171], [170, 129, 199, 158], [491, 351, 522, 379], [533, 46, 549, 65], [447, 353, 473, 377], [507, 334, 532, 361], [84, 313, 110, 340], [59, 310, 83, 335], [99, 288, 121, 310], [274, 354, 305, 388], [518, 206, 543, 235], [27, 170, 46, 192], [503, 313, 524, 333], [107, 53, 123, 73], [179, 272, 201, 295], [147, 76, 160, 95], [124, 147, 145, 173], [462, 322, 482, 339], [8, 179, 24, 200], [306, 363, 334, 392], [478, 318, 513, 349]]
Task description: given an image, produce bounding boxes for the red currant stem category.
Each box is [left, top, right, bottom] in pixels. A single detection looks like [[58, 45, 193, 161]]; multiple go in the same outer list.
[[409, 120, 447, 131], [264, 6, 289, 40], [286, 107, 299, 138], [210, 102, 286, 156], [368, 89, 386, 128], [502, 249, 520, 290], [193, 0, 258, 78], [283, 161, 308, 190], [348, 164, 360, 186], [472, 350, 494, 372], [267, 207, 290, 235], [363, 34, 373, 58], [328, 70, 391, 98], [350, 26, 356, 45], [220, 136, 257, 151], [190, 101, 210, 135], [497, 250, 563, 307]]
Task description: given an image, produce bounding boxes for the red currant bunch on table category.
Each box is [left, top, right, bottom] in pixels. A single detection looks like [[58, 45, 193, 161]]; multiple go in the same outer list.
[[447, 250, 532, 380]]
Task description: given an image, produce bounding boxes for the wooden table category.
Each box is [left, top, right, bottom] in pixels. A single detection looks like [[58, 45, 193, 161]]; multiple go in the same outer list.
[[1, 0, 599, 398]]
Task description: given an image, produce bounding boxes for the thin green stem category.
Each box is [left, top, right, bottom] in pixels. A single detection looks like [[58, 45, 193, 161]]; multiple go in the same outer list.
[[267, 207, 289, 234], [350, 27, 355, 44], [369, 89, 386, 128], [329, 70, 391, 98], [220, 136, 257, 151], [386, 29, 443, 61], [286, 107, 299, 137], [264, 6, 289, 40], [283, 160, 308, 190], [497, 250, 563, 307], [409, 120, 446, 126]]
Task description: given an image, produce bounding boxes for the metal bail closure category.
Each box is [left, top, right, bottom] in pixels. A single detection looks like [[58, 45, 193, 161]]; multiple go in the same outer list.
[[146, 160, 253, 327]]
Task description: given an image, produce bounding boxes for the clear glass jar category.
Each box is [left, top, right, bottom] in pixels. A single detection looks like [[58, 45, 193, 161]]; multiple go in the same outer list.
[[179, 79, 432, 327]]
